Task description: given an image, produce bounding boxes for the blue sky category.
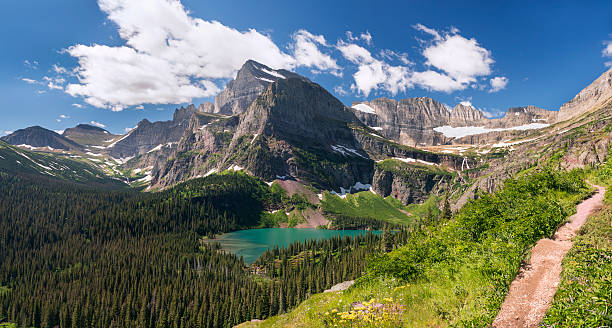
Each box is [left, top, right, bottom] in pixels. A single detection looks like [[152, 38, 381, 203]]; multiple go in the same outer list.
[[2, 0, 611, 135]]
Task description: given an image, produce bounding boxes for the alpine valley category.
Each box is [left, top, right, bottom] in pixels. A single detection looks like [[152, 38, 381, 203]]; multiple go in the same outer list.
[[1, 59, 612, 328]]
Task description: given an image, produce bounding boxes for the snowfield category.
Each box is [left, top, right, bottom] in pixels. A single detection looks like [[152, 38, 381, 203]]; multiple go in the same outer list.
[[433, 123, 549, 138], [351, 103, 377, 114]]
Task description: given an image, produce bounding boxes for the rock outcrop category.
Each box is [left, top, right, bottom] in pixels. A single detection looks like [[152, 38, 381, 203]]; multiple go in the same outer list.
[[372, 160, 454, 205], [222, 77, 373, 190], [213, 60, 309, 115], [107, 105, 197, 158], [351, 97, 451, 146], [558, 66, 612, 122], [351, 99, 557, 146]]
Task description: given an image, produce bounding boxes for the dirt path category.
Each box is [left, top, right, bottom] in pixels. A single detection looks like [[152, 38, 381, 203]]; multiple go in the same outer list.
[[492, 185, 605, 328]]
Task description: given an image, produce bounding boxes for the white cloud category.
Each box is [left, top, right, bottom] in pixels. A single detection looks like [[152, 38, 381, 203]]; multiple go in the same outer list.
[[2, 130, 14, 136], [47, 82, 63, 90], [489, 76, 509, 92], [60, 114, 69, 119], [603, 40, 612, 57], [90, 120, 106, 128], [337, 42, 413, 96], [135, 104, 144, 109], [360, 31, 372, 45], [481, 108, 506, 118], [420, 28, 493, 84], [333, 85, 348, 96], [125, 126, 136, 133], [290, 29, 341, 76], [56, 119, 61, 122], [21, 78, 37, 84], [53, 64, 68, 74], [411, 70, 463, 92], [414, 24, 441, 41], [459, 100, 473, 107], [24, 60, 38, 69], [338, 25, 497, 96], [65, 0, 330, 111], [72, 103, 85, 108]]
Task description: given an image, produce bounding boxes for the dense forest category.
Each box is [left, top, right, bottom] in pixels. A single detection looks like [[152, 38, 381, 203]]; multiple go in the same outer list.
[[0, 172, 408, 328]]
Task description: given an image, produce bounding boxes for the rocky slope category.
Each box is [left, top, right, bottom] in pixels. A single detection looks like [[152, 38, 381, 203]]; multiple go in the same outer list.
[[558, 66, 612, 122], [212, 60, 309, 115], [62, 124, 118, 147], [106, 105, 196, 159], [351, 99, 557, 146], [1, 126, 83, 151], [151, 71, 477, 200]]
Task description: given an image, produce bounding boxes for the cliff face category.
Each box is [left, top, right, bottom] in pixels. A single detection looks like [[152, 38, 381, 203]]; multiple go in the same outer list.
[[213, 60, 309, 115], [107, 105, 196, 158], [372, 160, 454, 205], [558, 66, 612, 122], [351, 97, 451, 146], [351, 99, 558, 146], [221, 77, 373, 190], [449, 104, 486, 126], [150, 113, 239, 188]]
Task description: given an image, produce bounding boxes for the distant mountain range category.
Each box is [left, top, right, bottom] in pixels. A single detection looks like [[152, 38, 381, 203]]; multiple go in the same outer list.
[[2, 61, 611, 207]]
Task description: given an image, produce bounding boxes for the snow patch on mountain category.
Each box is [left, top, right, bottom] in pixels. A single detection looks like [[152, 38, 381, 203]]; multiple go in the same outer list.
[[331, 145, 366, 158], [434, 123, 549, 138], [351, 103, 377, 114]]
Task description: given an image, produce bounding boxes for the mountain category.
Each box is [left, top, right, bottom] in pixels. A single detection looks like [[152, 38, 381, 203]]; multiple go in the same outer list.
[[62, 124, 118, 147], [0, 140, 124, 187], [449, 103, 485, 126], [151, 69, 472, 205], [106, 105, 197, 159], [1, 126, 83, 151], [558, 66, 612, 122], [351, 97, 451, 146], [212, 60, 310, 115], [351, 99, 558, 146]]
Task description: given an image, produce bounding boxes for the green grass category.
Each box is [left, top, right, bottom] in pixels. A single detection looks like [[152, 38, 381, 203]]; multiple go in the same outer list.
[[541, 156, 612, 327], [243, 169, 591, 328], [541, 201, 612, 327], [321, 191, 437, 227]]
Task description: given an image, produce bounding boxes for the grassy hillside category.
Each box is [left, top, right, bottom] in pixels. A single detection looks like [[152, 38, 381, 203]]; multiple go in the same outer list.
[[0, 140, 125, 188], [321, 191, 440, 228], [242, 168, 591, 327], [541, 155, 612, 327]]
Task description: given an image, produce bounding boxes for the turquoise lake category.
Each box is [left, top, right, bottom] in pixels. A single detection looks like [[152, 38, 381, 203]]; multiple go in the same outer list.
[[212, 228, 380, 264]]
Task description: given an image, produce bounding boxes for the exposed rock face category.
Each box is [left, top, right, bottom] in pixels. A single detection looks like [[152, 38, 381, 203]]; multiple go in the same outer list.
[[198, 102, 214, 113], [1, 126, 82, 151], [214, 60, 309, 115], [150, 112, 239, 188], [372, 161, 453, 205], [107, 105, 196, 158], [558, 66, 612, 122], [223, 77, 373, 190], [487, 106, 557, 128], [351, 99, 557, 146], [351, 97, 451, 146], [62, 124, 118, 146]]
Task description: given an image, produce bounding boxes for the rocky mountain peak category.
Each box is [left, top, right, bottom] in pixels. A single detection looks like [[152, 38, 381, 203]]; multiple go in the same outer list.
[[449, 103, 485, 126], [558, 66, 612, 122], [213, 60, 309, 115], [198, 102, 214, 113], [1, 126, 82, 151]]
